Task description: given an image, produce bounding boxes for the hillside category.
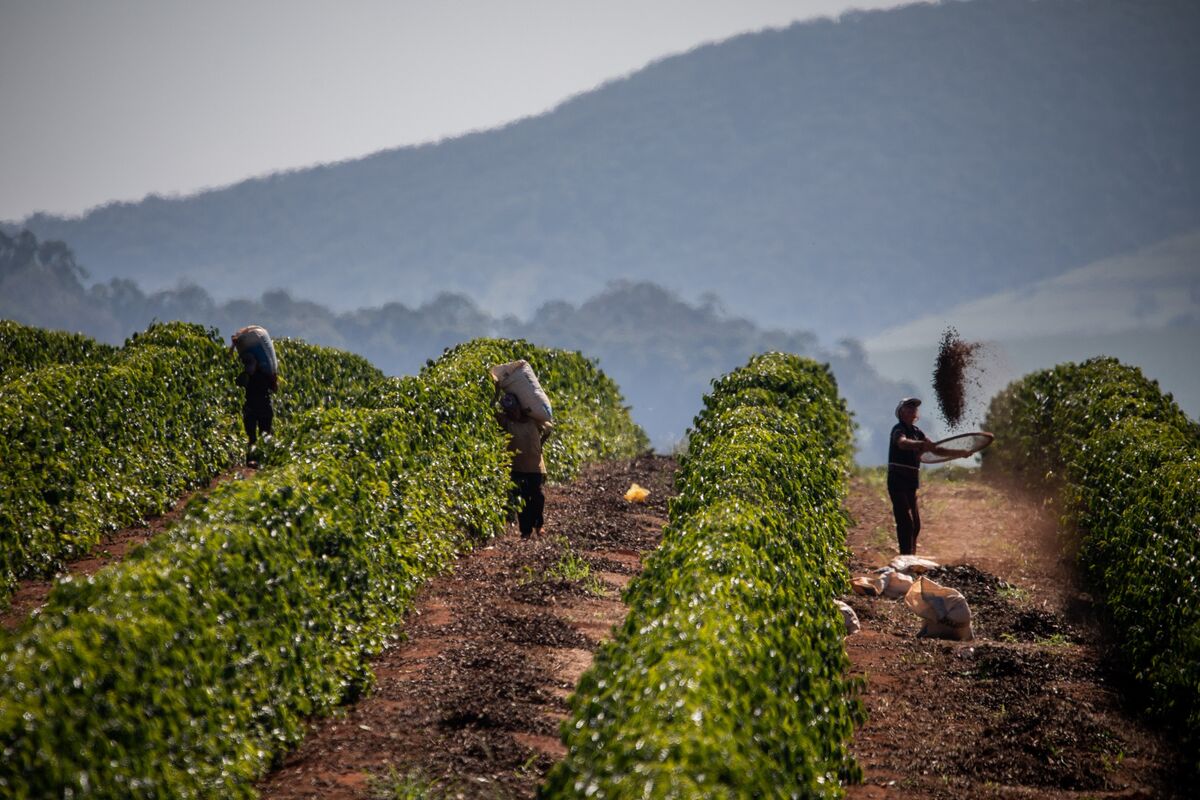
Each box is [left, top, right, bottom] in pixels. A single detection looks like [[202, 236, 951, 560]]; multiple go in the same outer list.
[[864, 228, 1200, 344], [859, 229, 1200, 434], [14, 0, 1200, 339]]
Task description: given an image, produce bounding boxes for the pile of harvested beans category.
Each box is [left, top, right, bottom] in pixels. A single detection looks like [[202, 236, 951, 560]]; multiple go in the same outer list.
[[933, 327, 982, 428]]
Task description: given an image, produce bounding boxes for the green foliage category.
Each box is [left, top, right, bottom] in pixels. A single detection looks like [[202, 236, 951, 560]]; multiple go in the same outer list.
[[983, 357, 1200, 768], [542, 352, 860, 798], [371, 767, 448, 800], [271, 338, 385, 420], [982, 356, 1197, 482], [0, 336, 642, 797], [0, 319, 116, 382], [0, 322, 242, 599], [0, 324, 390, 605], [544, 536, 606, 595]]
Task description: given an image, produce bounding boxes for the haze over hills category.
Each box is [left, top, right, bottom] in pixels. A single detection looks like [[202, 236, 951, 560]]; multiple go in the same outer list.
[[12, 0, 1200, 341], [0, 229, 914, 458]]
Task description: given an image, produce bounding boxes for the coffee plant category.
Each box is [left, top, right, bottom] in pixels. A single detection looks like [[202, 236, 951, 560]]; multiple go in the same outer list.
[[0, 324, 387, 605], [542, 352, 861, 798], [0, 334, 644, 798], [0, 322, 242, 601], [271, 337, 385, 419], [0, 320, 115, 382], [983, 357, 1200, 768]]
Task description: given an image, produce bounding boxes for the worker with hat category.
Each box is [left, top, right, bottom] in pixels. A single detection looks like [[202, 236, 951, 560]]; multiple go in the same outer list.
[[888, 397, 937, 555]]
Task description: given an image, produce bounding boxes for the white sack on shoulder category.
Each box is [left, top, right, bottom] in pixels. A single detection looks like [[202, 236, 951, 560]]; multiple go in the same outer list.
[[490, 360, 553, 422], [232, 325, 278, 376]]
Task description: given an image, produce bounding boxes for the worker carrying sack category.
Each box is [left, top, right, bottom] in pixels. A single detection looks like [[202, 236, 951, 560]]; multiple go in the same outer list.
[[489, 359, 553, 423], [232, 325, 279, 389]]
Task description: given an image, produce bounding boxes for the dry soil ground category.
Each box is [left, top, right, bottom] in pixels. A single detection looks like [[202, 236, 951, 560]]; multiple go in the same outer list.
[[844, 467, 1186, 799]]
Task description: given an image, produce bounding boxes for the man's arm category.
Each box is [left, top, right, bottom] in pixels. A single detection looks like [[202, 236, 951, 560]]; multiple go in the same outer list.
[[895, 434, 934, 453]]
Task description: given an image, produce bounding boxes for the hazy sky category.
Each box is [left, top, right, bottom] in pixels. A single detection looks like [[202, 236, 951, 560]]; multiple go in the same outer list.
[[0, 0, 913, 222]]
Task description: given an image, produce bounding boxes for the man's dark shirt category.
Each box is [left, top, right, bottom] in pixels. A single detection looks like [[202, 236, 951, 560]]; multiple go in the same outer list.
[[887, 421, 927, 491], [245, 371, 273, 401]]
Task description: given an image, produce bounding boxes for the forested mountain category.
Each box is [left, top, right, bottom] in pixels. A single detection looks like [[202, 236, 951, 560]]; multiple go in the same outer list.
[[0, 230, 912, 457], [12, 0, 1199, 339]]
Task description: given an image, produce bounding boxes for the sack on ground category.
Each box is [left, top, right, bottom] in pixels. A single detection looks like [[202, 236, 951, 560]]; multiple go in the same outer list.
[[904, 576, 973, 641], [882, 570, 915, 599], [852, 575, 885, 597], [490, 360, 553, 422], [889, 554, 940, 575], [836, 599, 861, 635], [233, 325, 279, 376]]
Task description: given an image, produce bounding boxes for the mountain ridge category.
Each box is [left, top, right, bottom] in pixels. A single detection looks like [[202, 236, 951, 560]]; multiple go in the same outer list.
[[17, 0, 1200, 338], [865, 227, 1200, 347]]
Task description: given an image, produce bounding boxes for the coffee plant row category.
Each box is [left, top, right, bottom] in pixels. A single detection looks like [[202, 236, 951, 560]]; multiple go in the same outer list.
[[0, 321, 385, 604], [0, 320, 116, 381], [543, 352, 862, 798], [0, 322, 243, 601], [983, 356, 1200, 768], [0, 334, 645, 798]]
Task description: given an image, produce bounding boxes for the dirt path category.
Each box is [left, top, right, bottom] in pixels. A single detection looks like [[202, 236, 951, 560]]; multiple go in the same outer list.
[[255, 455, 676, 800], [0, 466, 255, 631], [844, 468, 1185, 799]]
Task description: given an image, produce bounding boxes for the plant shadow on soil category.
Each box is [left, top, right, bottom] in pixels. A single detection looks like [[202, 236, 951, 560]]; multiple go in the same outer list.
[[844, 469, 1188, 799]]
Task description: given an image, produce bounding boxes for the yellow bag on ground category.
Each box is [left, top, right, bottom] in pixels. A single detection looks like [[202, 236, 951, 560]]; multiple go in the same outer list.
[[624, 483, 650, 503]]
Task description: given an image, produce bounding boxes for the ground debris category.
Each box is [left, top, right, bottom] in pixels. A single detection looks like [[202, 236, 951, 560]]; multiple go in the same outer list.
[[844, 470, 1185, 799]]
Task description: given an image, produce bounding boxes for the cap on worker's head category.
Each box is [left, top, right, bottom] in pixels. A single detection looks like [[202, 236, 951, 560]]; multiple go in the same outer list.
[[895, 397, 922, 418], [500, 392, 520, 410]]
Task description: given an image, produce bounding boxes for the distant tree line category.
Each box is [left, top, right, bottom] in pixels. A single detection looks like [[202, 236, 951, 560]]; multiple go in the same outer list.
[[1, 229, 914, 458]]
